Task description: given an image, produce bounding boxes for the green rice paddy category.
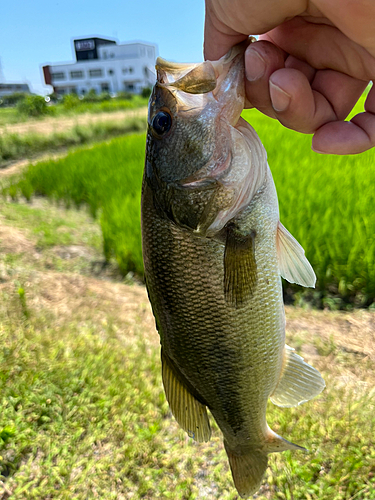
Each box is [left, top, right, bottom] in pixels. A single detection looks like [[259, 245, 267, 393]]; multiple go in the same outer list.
[[3, 105, 375, 307]]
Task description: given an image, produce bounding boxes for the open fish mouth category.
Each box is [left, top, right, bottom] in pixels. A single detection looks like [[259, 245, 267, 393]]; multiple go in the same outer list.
[[155, 42, 247, 94], [154, 41, 249, 126]]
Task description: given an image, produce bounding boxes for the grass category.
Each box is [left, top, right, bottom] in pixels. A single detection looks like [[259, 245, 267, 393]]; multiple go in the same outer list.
[[0, 117, 147, 165], [0, 197, 375, 498], [2, 133, 145, 275], [0, 96, 148, 126], [241, 105, 375, 308], [0, 200, 102, 251], [56, 95, 148, 115], [0, 180, 375, 498], [3, 91, 375, 307], [0, 108, 19, 126]]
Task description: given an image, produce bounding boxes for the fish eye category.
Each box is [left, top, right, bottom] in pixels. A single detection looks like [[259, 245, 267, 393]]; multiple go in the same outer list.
[[151, 111, 172, 136]]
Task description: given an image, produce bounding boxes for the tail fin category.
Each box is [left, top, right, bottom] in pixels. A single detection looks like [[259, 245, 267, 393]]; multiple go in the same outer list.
[[225, 429, 306, 497], [224, 441, 268, 499]]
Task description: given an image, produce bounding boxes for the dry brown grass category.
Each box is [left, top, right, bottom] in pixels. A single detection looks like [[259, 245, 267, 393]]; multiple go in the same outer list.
[[0, 108, 147, 137]]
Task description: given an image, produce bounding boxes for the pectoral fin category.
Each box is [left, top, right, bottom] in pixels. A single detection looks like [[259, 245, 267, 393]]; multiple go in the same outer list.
[[271, 345, 325, 408], [224, 225, 257, 307], [276, 221, 316, 288], [161, 350, 211, 442]]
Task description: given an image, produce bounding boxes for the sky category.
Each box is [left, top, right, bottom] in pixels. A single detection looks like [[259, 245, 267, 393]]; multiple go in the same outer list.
[[0, 0, 205, 95]]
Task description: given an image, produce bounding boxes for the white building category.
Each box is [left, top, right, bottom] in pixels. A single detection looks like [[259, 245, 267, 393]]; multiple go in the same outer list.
[[0, 83, 30, 97], [43, 36, 157, 96]]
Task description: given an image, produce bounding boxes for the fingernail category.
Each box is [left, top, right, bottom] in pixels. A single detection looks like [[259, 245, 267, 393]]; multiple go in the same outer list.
[[245, 46, 266, 81], [269, 81, 291, 112]]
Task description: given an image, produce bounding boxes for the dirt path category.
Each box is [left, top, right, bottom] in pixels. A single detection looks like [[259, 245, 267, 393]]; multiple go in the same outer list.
[[0, 107, 147, 137], [0, 152, 68, 179]]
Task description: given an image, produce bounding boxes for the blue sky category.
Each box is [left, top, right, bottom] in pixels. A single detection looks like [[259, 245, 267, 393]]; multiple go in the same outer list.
[[0, 0, 205, 94]]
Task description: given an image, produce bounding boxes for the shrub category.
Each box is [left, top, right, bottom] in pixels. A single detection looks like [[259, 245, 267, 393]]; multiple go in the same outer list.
[[16, 95, 50, 117], [141, 87, 152, 99], [82, 88, 98, 103], [116, 91, 133, 101], [62, 93, 80, 110], [0, 92, 28, 107]]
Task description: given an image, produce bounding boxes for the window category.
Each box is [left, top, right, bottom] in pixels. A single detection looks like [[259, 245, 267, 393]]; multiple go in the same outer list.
[[125, 83, 134, 91], [108, 69, 114, 75], [122, 68, 128, 74], [129, 67, 134, 74], [101, 83, 110, 92], [147, 48, 153, 58], [51, 72, 66, 81], [70, 70, 84, 79], [89, 69, 103, 78]]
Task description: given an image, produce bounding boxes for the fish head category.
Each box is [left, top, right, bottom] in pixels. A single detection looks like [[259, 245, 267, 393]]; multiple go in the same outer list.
[[144, 41, 265, 234]]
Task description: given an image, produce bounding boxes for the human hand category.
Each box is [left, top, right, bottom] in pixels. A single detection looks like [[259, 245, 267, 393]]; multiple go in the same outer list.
[[204, 0, 375, 154]]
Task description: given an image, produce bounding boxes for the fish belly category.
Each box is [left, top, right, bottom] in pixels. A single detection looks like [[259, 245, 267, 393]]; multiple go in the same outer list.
[[141, 173, 284, 448]]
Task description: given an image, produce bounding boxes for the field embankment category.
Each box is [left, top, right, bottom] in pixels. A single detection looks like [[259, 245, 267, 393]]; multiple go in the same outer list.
[[4, 104, 375, 308], [0, 197, 374, 499], [0, 94, 148, 127], [0, 109, 147, 166], [0, 108, 147, 137]]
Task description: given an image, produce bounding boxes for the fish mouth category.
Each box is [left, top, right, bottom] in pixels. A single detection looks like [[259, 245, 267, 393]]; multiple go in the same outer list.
[[155, 42, 246, 93], [154, 41, 249, 126]]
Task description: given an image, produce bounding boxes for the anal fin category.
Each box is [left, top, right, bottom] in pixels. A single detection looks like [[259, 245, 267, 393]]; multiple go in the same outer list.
[[265, 425, 307, 453], [276, 221, 316, 288], [161, 350, 211, 442], [271, 345, 325, 408], [224, 224, 257, 307]]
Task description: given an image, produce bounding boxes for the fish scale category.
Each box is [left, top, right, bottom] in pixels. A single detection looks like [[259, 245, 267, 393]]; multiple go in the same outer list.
[[141, 42, 325, 497], [143, 170, 283, 444]]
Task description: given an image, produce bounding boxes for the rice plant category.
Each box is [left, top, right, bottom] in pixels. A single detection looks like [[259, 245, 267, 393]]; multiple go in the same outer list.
[[3, 103, 375, 307]]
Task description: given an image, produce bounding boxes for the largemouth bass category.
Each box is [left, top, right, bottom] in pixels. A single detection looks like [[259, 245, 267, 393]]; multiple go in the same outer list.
[[141, 42, 325, 498]]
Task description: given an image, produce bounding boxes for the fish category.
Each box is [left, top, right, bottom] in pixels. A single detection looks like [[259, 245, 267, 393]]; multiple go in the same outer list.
[[141, 41, 325, 498]]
